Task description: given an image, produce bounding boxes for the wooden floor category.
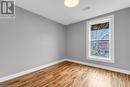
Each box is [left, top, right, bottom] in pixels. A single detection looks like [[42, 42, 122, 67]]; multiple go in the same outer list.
[[0, 61, 130, 87]]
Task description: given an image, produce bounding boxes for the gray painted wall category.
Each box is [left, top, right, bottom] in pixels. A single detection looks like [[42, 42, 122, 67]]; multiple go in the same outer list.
[[66, 7, 130, 71], [0, 7, 65, 78], [0, 6, 130, 78]]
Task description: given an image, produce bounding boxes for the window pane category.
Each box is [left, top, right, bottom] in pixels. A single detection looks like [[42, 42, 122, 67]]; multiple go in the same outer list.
[[91, 22, 110, 58]]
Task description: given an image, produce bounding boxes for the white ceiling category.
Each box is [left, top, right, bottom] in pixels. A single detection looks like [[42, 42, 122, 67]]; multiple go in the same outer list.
[[16, 0, 130, 25]]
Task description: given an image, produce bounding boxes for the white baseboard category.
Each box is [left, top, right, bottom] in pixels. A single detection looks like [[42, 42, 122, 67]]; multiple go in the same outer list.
[[64, 59, 130, 75], [0, 58, 130, 83], [0, 59, 66, 83]]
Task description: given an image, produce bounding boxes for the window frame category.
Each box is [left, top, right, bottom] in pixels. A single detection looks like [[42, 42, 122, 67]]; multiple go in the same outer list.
[[86, 15, 114, 63]]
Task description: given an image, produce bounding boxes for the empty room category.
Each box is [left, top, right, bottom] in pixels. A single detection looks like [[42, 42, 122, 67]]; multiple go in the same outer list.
[[0, 0, 130, 87]]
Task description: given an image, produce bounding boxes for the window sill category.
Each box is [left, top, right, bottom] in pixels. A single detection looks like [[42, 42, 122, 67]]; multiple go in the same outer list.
[[87, 56, 114, 63]]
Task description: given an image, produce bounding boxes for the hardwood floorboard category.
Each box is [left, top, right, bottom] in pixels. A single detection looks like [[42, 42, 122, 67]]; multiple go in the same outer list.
[[0, 61, 130, 87]]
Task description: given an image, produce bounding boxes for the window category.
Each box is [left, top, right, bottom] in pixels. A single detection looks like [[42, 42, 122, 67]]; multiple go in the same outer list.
[[87, 15, 114, 63]]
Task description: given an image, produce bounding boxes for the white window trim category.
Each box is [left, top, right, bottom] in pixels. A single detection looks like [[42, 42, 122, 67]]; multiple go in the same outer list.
[[86, 15, 114, 63]]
